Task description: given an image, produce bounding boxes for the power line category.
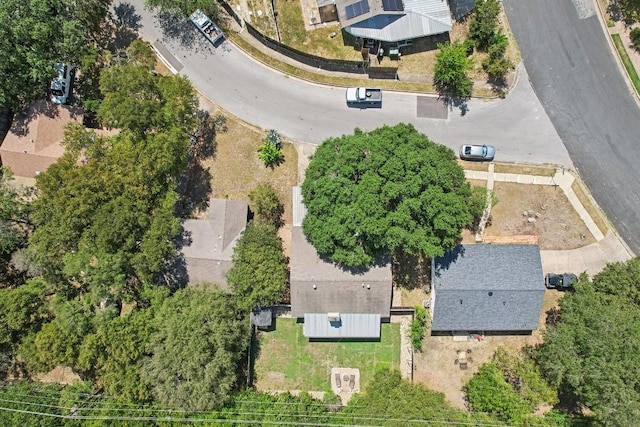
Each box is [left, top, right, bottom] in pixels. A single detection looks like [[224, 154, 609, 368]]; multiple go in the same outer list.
[[0, 405, 515, 426]]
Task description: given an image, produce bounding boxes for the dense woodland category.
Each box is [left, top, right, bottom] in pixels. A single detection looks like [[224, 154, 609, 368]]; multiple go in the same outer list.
[[0, 0, 639, 426]]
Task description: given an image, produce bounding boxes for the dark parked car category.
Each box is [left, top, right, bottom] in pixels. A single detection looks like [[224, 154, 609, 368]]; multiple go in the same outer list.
[[459, 144, 495, 161], [545, 273, 577, 290]]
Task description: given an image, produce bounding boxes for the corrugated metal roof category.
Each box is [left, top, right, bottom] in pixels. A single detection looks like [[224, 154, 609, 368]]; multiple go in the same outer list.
[[337, 0, 452, 41], [303, 313, 381, 338], [431, 244, 545, 331], [347, 11, 451, 41], [293, 186, 307, 227], [404, 0, 451, 21]]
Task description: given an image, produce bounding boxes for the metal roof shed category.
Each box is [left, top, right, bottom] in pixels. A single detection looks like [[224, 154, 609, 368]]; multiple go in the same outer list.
[[303, 313, 381, 338]]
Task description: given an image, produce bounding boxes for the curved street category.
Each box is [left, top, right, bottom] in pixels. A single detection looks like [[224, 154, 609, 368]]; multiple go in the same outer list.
[[127, 0, 570, 167], [504, 0, 640, 254], [126, 0, 640, 254]]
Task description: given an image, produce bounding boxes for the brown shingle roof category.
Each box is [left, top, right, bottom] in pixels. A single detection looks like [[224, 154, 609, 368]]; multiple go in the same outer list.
[[0, 101, 82, 177]]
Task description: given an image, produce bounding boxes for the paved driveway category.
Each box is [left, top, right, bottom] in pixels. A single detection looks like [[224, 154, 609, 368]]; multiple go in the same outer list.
[[504, 0, 640, 254], [123, 0, 571, 167]]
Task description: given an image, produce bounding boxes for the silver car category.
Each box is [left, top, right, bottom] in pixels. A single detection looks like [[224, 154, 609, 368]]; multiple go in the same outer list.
[[459, 144, 495, 161], [50, 63, 72, 104]]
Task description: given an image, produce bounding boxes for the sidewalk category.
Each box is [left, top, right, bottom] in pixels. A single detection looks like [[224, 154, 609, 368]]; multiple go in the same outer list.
[[465, 167, 634, 276]]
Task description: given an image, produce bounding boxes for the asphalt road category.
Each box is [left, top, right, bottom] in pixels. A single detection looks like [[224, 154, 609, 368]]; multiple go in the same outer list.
[[124, 0, 571, 166], [504, 0, 640, 254]]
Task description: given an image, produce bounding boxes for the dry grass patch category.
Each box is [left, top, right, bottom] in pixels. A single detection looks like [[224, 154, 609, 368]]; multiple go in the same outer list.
[[571, 180, 610, 236], [202, 115, 298, 225], [493, 163, 557, 177], [487, 182, 595, 249], [415, 332, 542, 409], [459, 160, 489, 172]]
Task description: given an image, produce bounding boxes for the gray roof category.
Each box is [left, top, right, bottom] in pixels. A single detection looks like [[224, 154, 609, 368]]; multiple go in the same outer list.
[[291, 187, 392, 318], [336, 0, 452, 42], [431, 244, 545, 332], [304, 313, 381, 338], [182, 199, 248, 288], [251, 307, 273, 327]]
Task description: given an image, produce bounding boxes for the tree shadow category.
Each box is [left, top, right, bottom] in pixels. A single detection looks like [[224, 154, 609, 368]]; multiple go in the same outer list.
[[177, 110, 220, 217], [439, 96, 470, 116], [153, 7, 201, 49], [391, 252, 431, 291], [110, 2, 141, 52], [113, 2, 142, 30]]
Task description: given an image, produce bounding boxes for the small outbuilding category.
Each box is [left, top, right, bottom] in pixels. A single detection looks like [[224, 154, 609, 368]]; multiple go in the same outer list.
[[430, 244, 545, 334]]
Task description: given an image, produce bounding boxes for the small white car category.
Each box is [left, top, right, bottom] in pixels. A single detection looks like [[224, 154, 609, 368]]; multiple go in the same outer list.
[[459, 144, 496, 161], [50, 63, 72, 104]]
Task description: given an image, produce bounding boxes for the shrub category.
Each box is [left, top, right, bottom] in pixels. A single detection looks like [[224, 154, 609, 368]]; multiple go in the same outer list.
[[433, 41, 474, 98], [469, 0, 502, 51], [631, 27, 640, 49], [257, 130, 284, 168], [483, 56, 515, 82], [257, 142, 284, 168], [410, 306, 428, 351], [465, 362, 532, 423]]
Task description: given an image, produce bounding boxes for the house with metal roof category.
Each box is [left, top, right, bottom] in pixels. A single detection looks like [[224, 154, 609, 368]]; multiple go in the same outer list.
[[291, 187, 392, 339], [430, 244, 545, 334], [334, 0, 452, 42], [181, 199, 248, 289]]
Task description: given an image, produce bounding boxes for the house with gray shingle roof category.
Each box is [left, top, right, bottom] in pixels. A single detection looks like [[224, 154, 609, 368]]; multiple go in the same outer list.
[[291, 187, 392, 339], [334, 0, 452, 42], [430, 244, 545, 334], [181, 199, 248, 289]]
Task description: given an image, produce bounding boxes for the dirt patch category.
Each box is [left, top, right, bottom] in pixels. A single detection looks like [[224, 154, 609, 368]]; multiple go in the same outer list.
[[35, 366, 81, 385], [415, 286, 566, 409], [201, 114, 298, 226], [486, 182, 595, 249], [415, 332, 542, 409]]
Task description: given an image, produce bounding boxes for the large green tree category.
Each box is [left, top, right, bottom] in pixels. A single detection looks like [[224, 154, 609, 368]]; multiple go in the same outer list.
[[141, 287, 250, 411], [0, 0, 108, 110], [227, 221, 288, 311], [301, 124, 473, 268], [433, 41, 474, 99], [0, 168, 30, 281], [536, 262, 640, 426], [344, 370, 497, 425], [28, 64, 198, 298]]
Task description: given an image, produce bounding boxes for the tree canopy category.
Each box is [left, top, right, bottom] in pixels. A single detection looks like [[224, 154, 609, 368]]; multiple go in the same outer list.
[[141, 287, 250, 411], [536, 260, 640, 425], [226, 221, 288, 311], [28, 62, 199, 299], [301, 124, 473, 268], [433, 41, 474, 99], [0, 0, 109, 111]]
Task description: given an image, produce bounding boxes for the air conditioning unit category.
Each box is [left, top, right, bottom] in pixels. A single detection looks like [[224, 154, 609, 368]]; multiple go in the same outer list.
[[327, 312, 340, 322]]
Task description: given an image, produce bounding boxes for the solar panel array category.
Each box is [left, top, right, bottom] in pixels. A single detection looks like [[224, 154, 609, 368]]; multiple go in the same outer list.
[[382, 0, 403, 11], [345, 0, 370, 19]]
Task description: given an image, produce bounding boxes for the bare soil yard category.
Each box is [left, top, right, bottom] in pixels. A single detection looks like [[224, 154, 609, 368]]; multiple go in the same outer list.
[[414, 290, 564, 409], [486, 182, 595, 249]]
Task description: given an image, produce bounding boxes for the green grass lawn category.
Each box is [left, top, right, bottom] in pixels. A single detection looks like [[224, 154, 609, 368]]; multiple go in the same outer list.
[[612, 33, 640, 93], [253, 318, 400, 392]]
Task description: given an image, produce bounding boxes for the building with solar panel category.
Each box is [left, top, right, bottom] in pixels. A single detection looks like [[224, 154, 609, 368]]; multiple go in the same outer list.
[[329, 0, 454, 45]]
